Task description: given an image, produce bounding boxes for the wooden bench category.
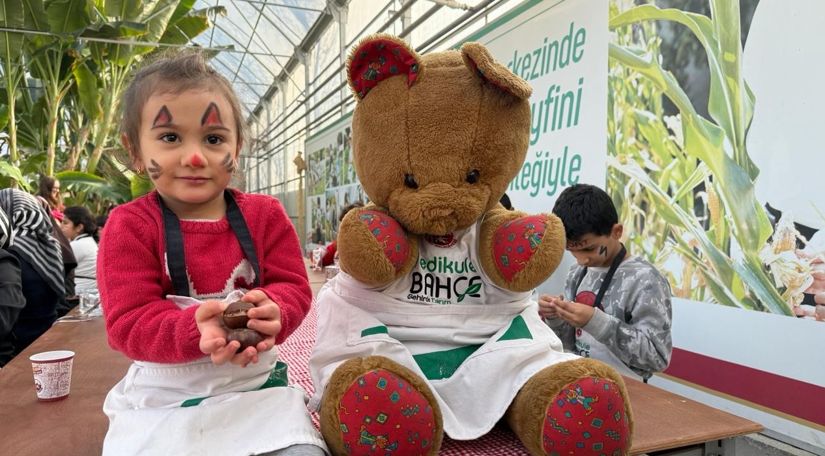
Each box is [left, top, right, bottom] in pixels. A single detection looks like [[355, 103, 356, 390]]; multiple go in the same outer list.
[[0, 267, 762, 455]]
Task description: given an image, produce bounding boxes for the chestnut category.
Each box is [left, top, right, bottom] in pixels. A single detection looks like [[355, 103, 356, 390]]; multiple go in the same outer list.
[[227, 328, 264, 353], [223, 301, 254, 329]]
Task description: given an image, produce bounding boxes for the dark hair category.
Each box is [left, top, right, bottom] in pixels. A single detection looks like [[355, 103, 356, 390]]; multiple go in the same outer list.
[[339, 202, 365, 222], [119, 50, 246, 167], [499, 193, 513, 210], [63, 206, 98, 240], [95, 214, 108, 229], [552, 184, 617, 241], [37, 176, 60, 209]]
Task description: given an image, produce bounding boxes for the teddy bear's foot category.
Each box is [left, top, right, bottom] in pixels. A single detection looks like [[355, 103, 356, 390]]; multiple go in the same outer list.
[[491, 213, 565, 290], [505, 359, 633, 456], [320, 356, 443, 456]]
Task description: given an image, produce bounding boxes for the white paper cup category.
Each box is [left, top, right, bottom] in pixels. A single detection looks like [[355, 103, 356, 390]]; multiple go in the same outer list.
[[29, 350, 75, 402]]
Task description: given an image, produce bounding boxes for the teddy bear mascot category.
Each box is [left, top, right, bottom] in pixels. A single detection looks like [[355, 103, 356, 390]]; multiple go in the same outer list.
[[308, 34, 632, 456]]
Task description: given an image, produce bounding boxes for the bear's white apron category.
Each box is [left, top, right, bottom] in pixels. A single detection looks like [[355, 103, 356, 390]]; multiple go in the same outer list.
[[308, 223, 579, 440], [103, 292, 327, 456]]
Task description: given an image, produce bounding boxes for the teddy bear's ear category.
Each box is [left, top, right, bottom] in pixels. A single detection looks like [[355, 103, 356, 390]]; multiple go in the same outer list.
[[347, 34, 421, 101], [461, 42, 532, 100]]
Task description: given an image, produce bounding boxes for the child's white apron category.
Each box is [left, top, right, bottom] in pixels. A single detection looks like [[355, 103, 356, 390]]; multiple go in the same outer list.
[[103, 293, 327, 456], [309, 268, 580, 440]]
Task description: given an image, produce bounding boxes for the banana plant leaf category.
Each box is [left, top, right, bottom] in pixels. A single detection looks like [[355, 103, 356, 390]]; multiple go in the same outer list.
[[56, 170, 132, 203], [0, 162, 32, 191]]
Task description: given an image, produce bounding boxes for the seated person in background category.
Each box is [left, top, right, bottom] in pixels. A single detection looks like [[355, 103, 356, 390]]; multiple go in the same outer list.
[[0, 210, 26, 368], [34, 177, 77, 312], [538, 183, 672, 381], [0, 189, 64, 365], [320, 201, 364, 267], [61, 206, 99, 292]]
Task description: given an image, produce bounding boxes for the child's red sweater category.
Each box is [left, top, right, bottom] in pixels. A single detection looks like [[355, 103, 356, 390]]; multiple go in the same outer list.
[[97, 189, 312, 363]]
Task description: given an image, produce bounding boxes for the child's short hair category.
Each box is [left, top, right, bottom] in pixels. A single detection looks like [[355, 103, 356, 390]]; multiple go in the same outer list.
[[552, 184, 618, 241], [499, 192, 513, 210], [339, 202, 364, 222], [119, 50, 245, 166]]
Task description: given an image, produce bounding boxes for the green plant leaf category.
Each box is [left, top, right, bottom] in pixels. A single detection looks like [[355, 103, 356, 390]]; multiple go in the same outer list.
[[0, 0, 26, 60], [80, 20, 148, 38], [130, 174, 154, 199], [19, 152, 48, 176], [608, 43, 771, 254], [160, 7, 224, 45], [168, 0, 194, 24], [0, 162, 32, 190], [609, 156, 736, 287], [0, 104, 8, 130], [141, 0, 178, 42], [610, 4, 757, 178], [104, 0, 142, 22], [46, 0, 93, 35], [22, 0, 51, 47], [56, 170, 131, 202], [73, 61, 102, 121]]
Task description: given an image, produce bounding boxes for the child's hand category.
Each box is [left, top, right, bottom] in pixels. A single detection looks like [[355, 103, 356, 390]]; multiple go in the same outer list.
[[195, 300, 248, 365], [241, 289, 282, 354], [552, 299, 596, 328], [538, 294, 563, 319]]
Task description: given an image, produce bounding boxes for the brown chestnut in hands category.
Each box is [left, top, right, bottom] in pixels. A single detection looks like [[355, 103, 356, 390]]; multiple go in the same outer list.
[[227, 328, 265, 353], [223, 301, 254, 329]]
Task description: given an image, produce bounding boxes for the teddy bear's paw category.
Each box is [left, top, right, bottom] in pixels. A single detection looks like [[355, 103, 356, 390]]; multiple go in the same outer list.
[[356, 210, 410, 271], [541, 377, 631, 456], [329, 367, 441, 455], [492, 214, 552, 281]]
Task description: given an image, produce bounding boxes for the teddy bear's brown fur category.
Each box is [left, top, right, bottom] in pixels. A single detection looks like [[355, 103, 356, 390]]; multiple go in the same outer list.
[[310, 34, 633, 456]]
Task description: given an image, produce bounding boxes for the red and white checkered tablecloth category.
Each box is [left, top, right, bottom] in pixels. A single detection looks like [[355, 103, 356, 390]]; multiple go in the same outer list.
[[279, 299, 532, 456]]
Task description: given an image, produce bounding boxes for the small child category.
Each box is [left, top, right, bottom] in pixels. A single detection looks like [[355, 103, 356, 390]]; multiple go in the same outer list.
[[538, 183, 672, 381], [320, 201, 364, 267], [97, 51, 326, 455]]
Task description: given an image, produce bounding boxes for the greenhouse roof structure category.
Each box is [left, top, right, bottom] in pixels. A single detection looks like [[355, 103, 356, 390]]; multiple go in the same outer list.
[[192, 0, 348, 116]]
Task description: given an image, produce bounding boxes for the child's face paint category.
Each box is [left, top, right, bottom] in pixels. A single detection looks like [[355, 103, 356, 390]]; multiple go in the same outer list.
[[136, 90, 239, 219], [201, 102, 223, 127], [147, 159, 163, 180], [152, 106, 172, 128], [220, 153, 236, 173]]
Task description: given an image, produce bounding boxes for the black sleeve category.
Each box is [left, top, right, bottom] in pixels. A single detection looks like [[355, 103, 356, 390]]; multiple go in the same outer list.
[[0, 250, 26, 339]]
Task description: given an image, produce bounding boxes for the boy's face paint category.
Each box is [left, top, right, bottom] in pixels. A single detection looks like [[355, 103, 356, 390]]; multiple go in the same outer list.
[[136, 90, 239, 219], [565, 224, 624, 268]]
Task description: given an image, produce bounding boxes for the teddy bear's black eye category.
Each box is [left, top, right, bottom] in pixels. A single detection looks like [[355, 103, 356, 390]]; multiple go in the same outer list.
[[466, 169, 480, 184], [405, 174, 419, 189]]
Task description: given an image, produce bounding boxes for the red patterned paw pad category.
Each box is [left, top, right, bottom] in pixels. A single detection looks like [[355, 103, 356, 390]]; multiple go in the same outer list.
[[542, 377, 630, 456], [493, 215, 547, 281], [358, 211, 410, 270], [338, 369, 436, 455]]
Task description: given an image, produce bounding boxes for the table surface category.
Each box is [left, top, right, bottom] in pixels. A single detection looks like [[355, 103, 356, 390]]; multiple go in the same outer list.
[[0, 264, 762, 455]]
